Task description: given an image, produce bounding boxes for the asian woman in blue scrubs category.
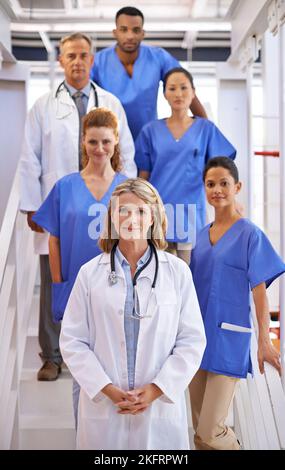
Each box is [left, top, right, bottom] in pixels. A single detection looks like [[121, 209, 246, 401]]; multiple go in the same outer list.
[[135, 68, 236, 265], [190, 157, 285, 450], [32, 108, 127, 425]]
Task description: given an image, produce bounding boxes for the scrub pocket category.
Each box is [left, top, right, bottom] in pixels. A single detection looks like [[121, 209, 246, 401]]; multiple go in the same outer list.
[[185, 148, 203, 181], [52, 281, 72, 322], [214, 326, 251, 377]]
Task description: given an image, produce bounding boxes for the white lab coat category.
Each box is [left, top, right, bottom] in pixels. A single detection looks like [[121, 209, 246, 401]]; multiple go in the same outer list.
[[19, 81, 136, 254], [60, 250, 206, 450]]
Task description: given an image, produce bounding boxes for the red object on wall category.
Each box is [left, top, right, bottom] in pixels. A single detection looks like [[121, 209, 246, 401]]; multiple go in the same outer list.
[[254, 151, 280, 157]]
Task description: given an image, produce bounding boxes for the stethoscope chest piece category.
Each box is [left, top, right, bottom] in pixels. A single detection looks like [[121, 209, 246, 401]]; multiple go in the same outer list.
[[108, 271, 118, 286]]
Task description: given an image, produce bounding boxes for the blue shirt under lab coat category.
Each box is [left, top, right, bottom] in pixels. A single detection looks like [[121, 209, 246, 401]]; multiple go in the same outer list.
[[91, 44, 179, 140], [135, 117, 236, 243], [190, 218, 285, 378], [32, 172, 127, 321], [116, 246, 151, 390]]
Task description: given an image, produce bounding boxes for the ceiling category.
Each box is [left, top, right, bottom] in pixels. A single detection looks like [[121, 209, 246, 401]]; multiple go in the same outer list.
[[2, 0, 235, 60], [7, 0, 233, 23]]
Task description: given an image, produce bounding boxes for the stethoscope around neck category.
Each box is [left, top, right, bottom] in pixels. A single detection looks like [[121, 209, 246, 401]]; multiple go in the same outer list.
[[55, 81, 99, 108], [108, 241, 159, 320]]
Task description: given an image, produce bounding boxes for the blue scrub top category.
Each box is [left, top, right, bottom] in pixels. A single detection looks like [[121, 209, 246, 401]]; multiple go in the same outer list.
[[33, 172, 127, 321], [91, 44, 179, 140], [190, 218, 285, 378], [135, 117, 236, 243]]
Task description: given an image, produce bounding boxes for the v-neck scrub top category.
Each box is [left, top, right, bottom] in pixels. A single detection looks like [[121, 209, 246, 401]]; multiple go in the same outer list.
[[91, 45, 179, 140], [135, 117, 236, 243], [33, 172, 127, 321], [190, 218, 285, 378]]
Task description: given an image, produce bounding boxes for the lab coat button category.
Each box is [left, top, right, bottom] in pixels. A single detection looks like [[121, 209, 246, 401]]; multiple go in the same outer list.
[[118, 309, 124, 315], [120, 341, 125, 348], [122, 373, 127, 379]]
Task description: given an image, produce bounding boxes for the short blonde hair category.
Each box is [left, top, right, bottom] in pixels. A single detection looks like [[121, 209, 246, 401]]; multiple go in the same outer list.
[[81, 108, 122, 172], [99, 178, 168, 253], [59, 32, 92, 54]]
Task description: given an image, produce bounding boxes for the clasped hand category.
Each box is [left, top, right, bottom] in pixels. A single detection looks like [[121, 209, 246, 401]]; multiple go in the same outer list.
[[102, 383, 162, 415]]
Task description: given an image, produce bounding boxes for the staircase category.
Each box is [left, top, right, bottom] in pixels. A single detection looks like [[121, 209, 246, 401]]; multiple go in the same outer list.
[[18, 288, 76, 450], [233, 311, 285, 450], [0, 169, 283, 450]]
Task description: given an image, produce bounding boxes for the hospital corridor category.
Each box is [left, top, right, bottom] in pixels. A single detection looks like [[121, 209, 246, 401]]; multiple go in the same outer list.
[[0, 0, 285, 453]]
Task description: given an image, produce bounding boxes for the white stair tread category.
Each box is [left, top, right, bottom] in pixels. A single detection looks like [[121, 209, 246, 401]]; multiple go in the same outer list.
[[20, 428, 76, 450], [19, 367, 73, 416], [20, 413, 75, 429]]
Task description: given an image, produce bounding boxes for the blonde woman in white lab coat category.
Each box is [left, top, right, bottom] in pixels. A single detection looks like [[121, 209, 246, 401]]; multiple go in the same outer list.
[[60, 178, 206, 450]]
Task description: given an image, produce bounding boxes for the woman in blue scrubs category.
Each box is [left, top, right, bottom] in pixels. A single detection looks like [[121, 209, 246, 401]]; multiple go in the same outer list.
[[32, 108, 127, 426], [190, 157, 285, 450], [135, 67, 236, 265], [33, 108, 127, 322]]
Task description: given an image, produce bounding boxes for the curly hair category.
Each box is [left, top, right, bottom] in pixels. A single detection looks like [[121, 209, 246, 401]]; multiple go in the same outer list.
[[81, 107, 122, 172]]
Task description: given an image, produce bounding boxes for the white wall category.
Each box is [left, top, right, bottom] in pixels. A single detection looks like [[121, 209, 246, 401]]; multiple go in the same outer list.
[[0, 7, 11, 52], [262, 31, 281, 312]]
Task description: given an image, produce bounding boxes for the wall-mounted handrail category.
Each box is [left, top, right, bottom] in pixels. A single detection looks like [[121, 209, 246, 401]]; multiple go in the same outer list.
[[234, 304, 285, 449], [0, 166, 38, 449], [0, 168, 20, 289]]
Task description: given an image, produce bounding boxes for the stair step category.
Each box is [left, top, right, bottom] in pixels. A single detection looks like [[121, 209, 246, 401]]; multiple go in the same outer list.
[[20, 368, 73, 416], [19, 288, 75, 450], [20, 413, 74, 429], [19, 366, 75, 449], [19, 419, 75, 450]]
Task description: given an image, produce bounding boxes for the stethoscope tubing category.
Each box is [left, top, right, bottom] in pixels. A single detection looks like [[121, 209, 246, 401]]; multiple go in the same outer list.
[[109, 241, 159, 289], [55, 81, 99, 108]]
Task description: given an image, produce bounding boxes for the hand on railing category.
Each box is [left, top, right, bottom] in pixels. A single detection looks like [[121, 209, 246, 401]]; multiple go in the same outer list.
[[27, 211, 44, 233], [257, 339, 281, 376]]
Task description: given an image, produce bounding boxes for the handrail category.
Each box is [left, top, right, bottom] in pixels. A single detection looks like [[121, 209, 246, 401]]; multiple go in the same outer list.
[[0, 166, 38, 449], [0, 168, 20, 289], [234, 304, 285, 449]]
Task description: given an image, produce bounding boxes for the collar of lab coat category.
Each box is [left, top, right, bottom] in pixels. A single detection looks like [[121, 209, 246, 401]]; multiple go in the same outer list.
[[54, 80, 98, 119], [98, 249, 169, 282]]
